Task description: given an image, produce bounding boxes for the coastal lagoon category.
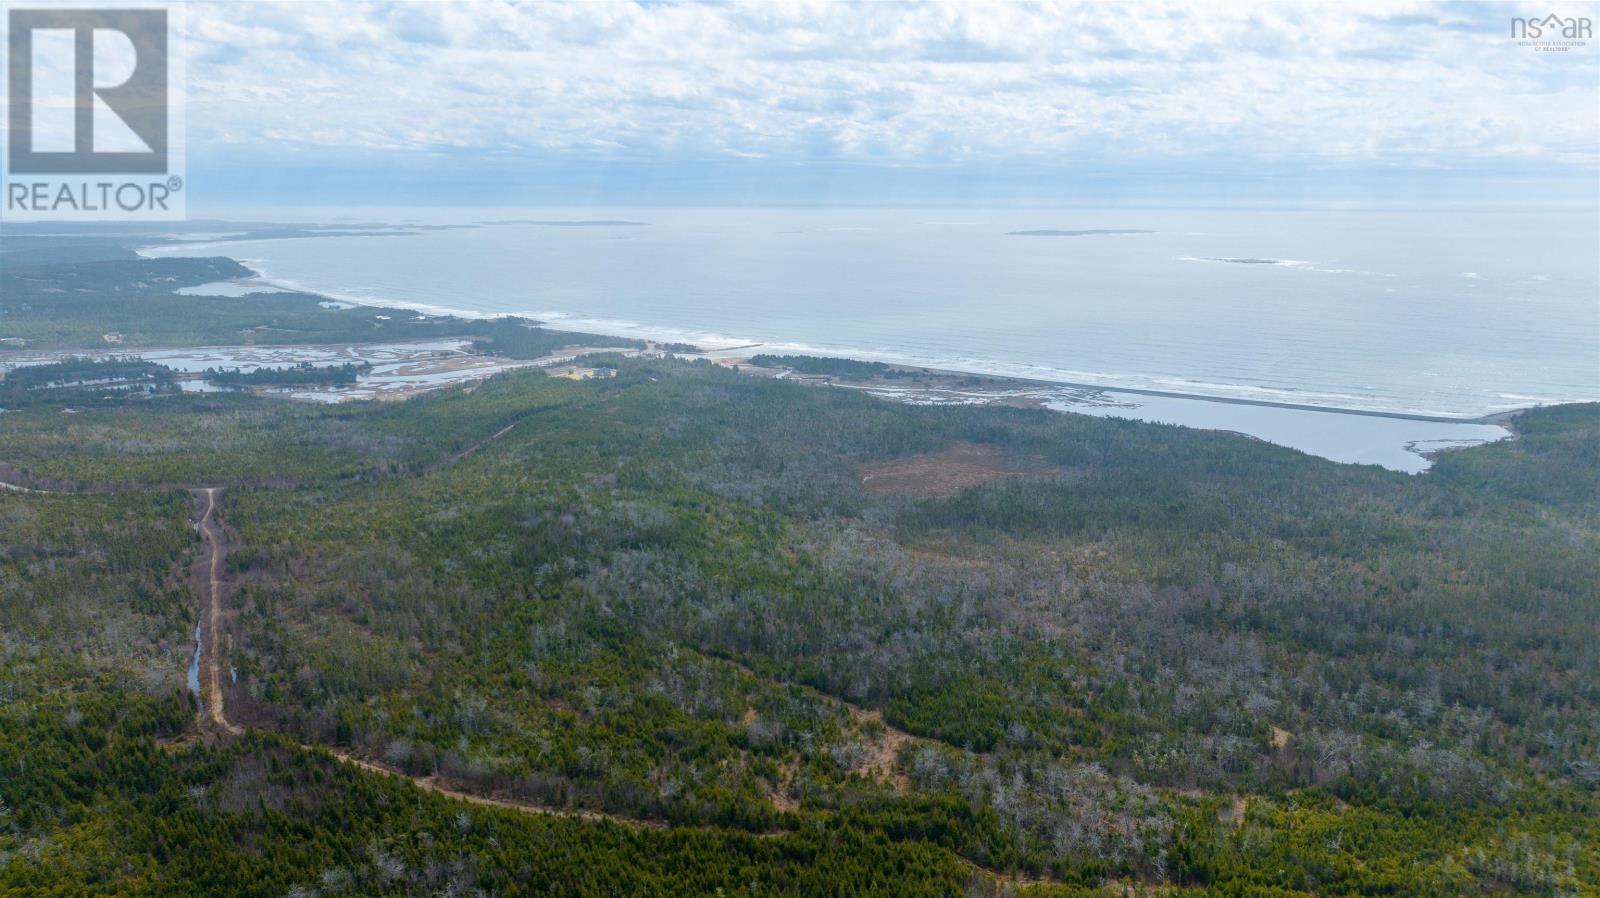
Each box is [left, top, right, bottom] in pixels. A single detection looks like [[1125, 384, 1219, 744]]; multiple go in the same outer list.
[[1051, 393, 1511, 474], [144, 206, 1598, 469], [836, 380, 1512, 473]]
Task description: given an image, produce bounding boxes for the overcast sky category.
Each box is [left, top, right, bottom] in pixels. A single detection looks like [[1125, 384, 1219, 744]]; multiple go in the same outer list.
[[180, 0, 1600, 208]]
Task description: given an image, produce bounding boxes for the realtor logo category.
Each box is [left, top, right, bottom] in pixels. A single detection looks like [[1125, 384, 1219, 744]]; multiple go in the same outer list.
[[1510, 13, 1593, 51], [3, 4, 185, 220], [9, 8, 167, 172]]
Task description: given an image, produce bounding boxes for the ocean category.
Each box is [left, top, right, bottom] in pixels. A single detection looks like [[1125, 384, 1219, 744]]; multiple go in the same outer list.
[[147, 206, 1599, 470]]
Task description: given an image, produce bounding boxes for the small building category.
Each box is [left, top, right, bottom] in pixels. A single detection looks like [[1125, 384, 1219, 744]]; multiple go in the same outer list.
[[102, 332, 124, 344]]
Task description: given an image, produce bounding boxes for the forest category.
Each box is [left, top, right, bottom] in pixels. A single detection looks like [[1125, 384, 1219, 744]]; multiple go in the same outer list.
[[749, 354, 918, 379], [204, 362, 372, 388], [469, 319, 644, 358], [0, 356, 177, 406], [0, 344, 1595, 896]]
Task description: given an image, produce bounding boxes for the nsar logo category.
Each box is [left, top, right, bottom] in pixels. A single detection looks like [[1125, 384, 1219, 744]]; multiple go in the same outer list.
[[1511, 12, 1593, 51]]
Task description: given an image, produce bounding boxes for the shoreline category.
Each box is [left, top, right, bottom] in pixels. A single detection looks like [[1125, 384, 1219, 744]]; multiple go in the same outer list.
[[10, 247, 1540, 472], [153, 267, 1551, 428], [753, 358, 1517, 426], [0, 332, 1520, 473], [0, 330, 1540, 429], [130, 237, 1587, 427], [714, 358, 1518, 474]]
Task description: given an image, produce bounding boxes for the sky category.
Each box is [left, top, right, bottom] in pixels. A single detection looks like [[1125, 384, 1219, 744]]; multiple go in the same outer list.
[[173, 0, 1600, 208]]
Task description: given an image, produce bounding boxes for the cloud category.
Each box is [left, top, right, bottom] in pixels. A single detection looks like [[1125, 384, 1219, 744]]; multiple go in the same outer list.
[[181, 0, 1600, 199]]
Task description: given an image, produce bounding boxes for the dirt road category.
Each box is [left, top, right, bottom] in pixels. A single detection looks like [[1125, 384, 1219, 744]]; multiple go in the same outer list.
[[185, 485, 693, 831], [7, 435, 785, 838], [195, 487, 243, 737]]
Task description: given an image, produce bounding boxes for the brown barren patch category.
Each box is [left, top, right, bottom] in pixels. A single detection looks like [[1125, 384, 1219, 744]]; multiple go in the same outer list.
[[858, 441, 1062, 498], [849, 704, 913, 792]]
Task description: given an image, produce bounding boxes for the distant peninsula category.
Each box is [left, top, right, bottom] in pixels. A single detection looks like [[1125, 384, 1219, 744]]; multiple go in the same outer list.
[[481, 219, 650, 227], [1007, 229, 1154, 237]]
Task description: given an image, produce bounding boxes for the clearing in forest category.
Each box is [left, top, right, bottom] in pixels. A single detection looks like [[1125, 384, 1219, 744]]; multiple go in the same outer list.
[[858, 441, 1062, 497]]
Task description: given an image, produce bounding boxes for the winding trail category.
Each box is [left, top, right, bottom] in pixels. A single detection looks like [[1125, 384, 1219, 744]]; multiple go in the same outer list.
[[156, 425, 725, 833], [1, 405, 828, 842], [5, 463, 794, 832], [194, 487, 242, 737], [328, 750, 671, 830], [2, 426, 672, 829], [187, 483, 703, 829], [1, 426, 1065, 882]]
